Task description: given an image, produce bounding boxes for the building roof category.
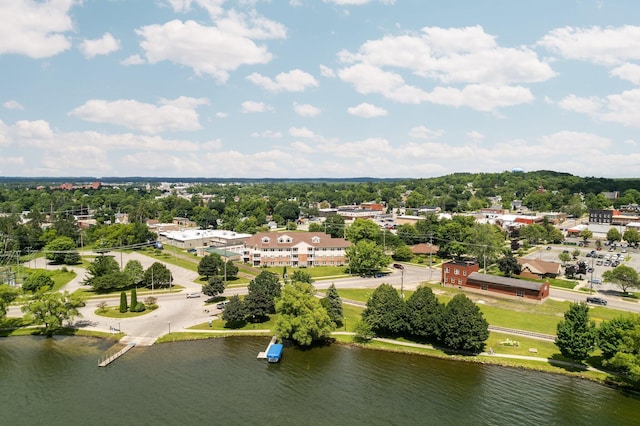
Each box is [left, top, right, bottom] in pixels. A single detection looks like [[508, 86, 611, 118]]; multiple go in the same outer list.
[[517, 258, 562, 275], [410, 243, 439, 255], [243, 232, 351, 249], [468, 272, 545, 291], [160, 229, 251, 242]]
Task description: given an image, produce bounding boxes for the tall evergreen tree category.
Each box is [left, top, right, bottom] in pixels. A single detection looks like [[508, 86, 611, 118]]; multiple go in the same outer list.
[[555, 302, 597, 361], [321, 283, 343, 326], [439, 294, 489, 353], [362, 284, 407, 336], [119, 291, 128, 313], [405, 286, 443, 341]]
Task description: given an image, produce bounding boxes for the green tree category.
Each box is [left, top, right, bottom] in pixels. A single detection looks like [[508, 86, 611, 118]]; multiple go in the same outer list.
[[321, 283, 343, 326], [346, 240, 391, 276], [362, 283, 406, 336], [555, 302, 597, 361], [0, 284, 18, 319], [558, 251, 572, 265], [497, 253, 522, 277], [130, 287, 145, 312], [308, 222, 322, 232], [143, 262, 172, 289], [465, 224, 505, 265], [607, 228, 622, 243], [44, 236, 79, 265], [439, 294, 489, 353], [291, 270, 313, 284], [518, 224, 547, 245], [119, 291, 128, 313], [21, 291, 85, 337], [346, 218, 381, 243], [392, 244, 414, 261], [598, 316, 638, 360], [22, 271, 55, 293], [124, 259, 144, 286], [603, 265, 640, 294], [198, 254, 223, 279], [405, 286, 443, 340], [222, 295, 247, 328], [579, 228, 593, 242], [203, 276, 225, 298], [275, 281, 334, 346], [623, 228, 640, 247], [245, 271, 281, 321], [83, 255, 120, 286], [353, 320, 374, 343], [90, 271, 132, 292], [324, 214, 345, 238]]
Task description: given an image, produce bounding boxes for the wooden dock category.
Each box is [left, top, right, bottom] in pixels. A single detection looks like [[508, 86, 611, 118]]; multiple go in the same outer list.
[[257, 336, 277, 360], [98, 342, 136, 367]]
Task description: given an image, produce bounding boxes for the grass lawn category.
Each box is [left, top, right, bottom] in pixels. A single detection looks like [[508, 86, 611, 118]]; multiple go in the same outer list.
[[263, 265, 350, 279], [189, 315, 278, 331], [95, 306, 158, 318], [72, 285, 183, 299], [137, 249, 199, 272]]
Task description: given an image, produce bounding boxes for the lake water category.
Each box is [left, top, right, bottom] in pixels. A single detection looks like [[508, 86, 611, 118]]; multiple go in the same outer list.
[[2, 336, 640, 425]]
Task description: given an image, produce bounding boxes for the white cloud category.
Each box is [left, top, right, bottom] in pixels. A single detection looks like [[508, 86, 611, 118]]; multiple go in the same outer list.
[[69, 97, 209, 133], [558, 90, 640, 127], [340, 25, 555, 85], [293, 103, 321, 117], [610, 63, 640, 84], [319, 65, 336, 78], [337, 26, 549, 111], [324, 0, 396, 5], [408, 126, 444, 139], [425, 84, 534, 111], [14, 120, 54, 139], [0, 0, 75, 58], [246, 69, 318, 92], [538, 25, 640, 66], [215, 112, 229, 118], [241, 101, 274, 113], [135, 15, 284, 82], [558, 94, 602, 115], [251, 130, 282, 138], [79, 33, 121, 58], [121, 54, 145, 66], [289, 127, 319, 139], [347, 103, 388, 118], [339, 63, 428, 104], [3, 100, 24, 110], [168, 0, 225, 18], [466, 130, 485, 142]]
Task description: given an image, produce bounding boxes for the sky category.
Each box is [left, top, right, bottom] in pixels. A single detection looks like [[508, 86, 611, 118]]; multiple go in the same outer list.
[[1, 0, 640, 179]]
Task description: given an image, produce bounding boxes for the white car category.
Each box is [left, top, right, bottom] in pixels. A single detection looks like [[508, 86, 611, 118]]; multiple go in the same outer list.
[[186, 292, 201, 298]]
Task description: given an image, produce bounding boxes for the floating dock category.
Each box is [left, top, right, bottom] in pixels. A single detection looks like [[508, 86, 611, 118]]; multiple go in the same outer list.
[[266, 343, 283, 363], [257, 336, 278, 360], [98, 342, 136, 367]]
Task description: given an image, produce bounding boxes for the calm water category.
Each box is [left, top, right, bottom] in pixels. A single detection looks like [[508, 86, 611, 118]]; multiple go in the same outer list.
[[2, 336, 640, 426]]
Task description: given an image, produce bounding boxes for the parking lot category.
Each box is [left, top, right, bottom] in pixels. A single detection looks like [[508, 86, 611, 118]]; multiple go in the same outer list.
[[522, 243, 640, 294]]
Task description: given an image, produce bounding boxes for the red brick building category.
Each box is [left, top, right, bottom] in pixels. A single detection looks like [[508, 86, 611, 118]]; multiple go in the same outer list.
[[441, 260, 479, 286], [465, 272, 550, 300]]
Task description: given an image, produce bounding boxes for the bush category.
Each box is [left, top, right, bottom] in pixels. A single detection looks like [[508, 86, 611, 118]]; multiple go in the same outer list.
[[131, 302, 146, 313], [119, 291, 128, 313]]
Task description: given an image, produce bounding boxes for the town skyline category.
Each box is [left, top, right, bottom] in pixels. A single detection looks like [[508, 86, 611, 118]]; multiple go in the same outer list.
[[1, 0, 640, 178]]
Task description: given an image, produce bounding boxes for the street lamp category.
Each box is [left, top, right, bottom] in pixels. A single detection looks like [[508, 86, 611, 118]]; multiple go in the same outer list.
[[393, 263, 405, 298], [168, 321, 171, 334]]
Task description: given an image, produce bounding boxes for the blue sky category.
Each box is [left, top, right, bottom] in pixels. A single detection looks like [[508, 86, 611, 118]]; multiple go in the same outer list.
[[1, 0, 640, 179]]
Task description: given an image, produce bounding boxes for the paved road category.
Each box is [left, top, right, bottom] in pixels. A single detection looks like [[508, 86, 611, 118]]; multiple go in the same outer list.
[[10, 253, 640, 346]]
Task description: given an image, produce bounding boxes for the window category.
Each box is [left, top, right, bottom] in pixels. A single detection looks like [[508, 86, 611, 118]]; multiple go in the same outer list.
[[458, 279, 462, 285], [445, 267, 450, 273], [463, 270, 467, 276], [516, 290, 525, 297], [481, 284, 488, 290], [454, 269, 460, 275], [262, 237, 270, 243]]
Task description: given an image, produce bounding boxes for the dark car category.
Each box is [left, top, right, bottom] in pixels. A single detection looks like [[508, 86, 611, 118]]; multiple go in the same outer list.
[[586, 296, 607, 306]]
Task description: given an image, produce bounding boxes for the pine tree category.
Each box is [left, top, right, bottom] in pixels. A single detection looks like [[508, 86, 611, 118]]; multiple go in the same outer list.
[[119, 291, 128, 313], [130, 287, 138, 310], [555, 302, 597, 361], [322, 283, 343, 326]]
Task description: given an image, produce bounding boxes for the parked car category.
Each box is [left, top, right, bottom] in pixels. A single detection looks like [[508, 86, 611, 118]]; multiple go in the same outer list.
[[186, 292, 201, 298], [217, 301, 229, 309], [586, 296, 607, 306], [546, 246, 552, 250], [588, 278, 602, 285]]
